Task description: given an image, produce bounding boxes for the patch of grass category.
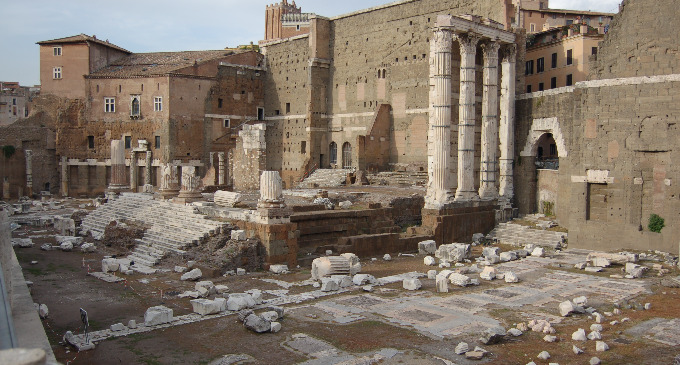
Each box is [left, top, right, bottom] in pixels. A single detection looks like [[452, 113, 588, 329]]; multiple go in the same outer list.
[[25, 267, 45, 276]]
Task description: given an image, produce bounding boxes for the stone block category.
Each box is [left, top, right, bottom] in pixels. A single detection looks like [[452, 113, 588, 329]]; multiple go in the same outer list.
[[504, 271, 519, 283], [269, 264, 289, 274], [435, 243, 470, 262], [352, 274, 377, 286], [591, 257, 611, 267], [38, 304, 48, 319], [572, 328, 587, 341], [60, 242, 73, 252], [55, 235, 84, 247], [424, 256, 436, 266], [595, 341, 609, 352], [270, 321, 282, 333], [448, 273, 471, 287], [480, 326, 506, 345], [181, 268, 202, 281], [261, 311, 279, 322], [418, 240, 437, 255], [144, 306, 173, 326], [243, 314, 271, 333], [190, 299, 222, 315], [195, 281, 216, 295], [480, 266, 496, 280], [482, 247, 500, 258], [531, 247, 545, 257], [499, 251, 517, 262], [128, 320, 137, 329], [321, 277, 340, 292], [454, 342, 469, 355], [231, 230, 246, 241], [175, 266, 188, 273], [330, 275, 353, 288], [110, 323, 126, 331], [227, 293, 256, 311], [402, 278, 422, 290], [80, 242, 96, 253], [427, 270, 437, 279], [102, 258, 120, 273]]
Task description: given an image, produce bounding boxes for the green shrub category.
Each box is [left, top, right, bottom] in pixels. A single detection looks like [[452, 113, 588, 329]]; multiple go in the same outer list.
[[1, 145, 15, 159], [648, 214, 665, 233]]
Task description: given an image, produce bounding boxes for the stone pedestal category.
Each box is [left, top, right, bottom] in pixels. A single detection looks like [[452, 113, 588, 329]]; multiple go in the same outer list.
[[479, 42, 500, 200], [256, 171, 290, 223], [176, 166, 203, 203], [159, 163, 180, 199], [454, 33, 480, 202], [107, 139, 128, 194]]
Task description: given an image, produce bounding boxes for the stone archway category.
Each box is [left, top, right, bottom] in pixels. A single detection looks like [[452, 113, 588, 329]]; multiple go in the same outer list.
[[520, 117, 568, 158]]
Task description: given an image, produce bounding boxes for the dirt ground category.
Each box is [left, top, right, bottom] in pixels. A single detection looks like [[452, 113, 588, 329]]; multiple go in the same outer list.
[[8, 197, 680, 365]]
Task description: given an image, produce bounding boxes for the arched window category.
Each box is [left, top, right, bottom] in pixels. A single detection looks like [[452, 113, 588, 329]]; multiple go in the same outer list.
[[130, 95, 141, 117], [329, 142, 337, 166], [342, 142, 352, 169]]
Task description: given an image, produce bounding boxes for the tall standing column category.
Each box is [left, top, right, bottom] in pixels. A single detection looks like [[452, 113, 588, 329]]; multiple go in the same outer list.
[[129, 152, 138, 192], [424, 28, 454, 209], [144, 151, 152, 186], [60, 156, 69, 196], [479, 41, 500, 200], [455, 33, 481, 201], [25, 150, 33, 196], [499, 45, 517, 205], [218, 152, 225, 185], [108, 140, 127, 191]]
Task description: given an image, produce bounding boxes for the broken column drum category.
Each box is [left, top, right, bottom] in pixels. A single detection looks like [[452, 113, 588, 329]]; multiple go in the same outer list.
[[108, 139, 127, 191]]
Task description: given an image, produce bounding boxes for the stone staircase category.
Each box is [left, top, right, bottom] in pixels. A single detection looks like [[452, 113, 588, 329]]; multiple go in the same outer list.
[[488, 219, 567, 249], [81, 193, 228, 267], [367, 171, 428, 186], [298, 169, 352, 188]]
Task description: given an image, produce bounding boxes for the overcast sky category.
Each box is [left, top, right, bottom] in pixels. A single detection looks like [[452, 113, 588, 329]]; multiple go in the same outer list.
[[0, 0, 621, 86]]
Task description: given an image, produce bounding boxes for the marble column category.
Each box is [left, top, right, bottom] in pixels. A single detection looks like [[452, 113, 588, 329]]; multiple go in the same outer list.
[[129, 151, 138, 192], [218, 152, 225, 185], [25, 150, 33, 196], [144, 151, 152, 186], [108, 140, 127, 191], [479, 41, 500, 200], [177, 165, 203, 202], [60, 156, 68, 197], [424, 28, 454, 209], [257, 171, 290, 224], [454, 33, 481, 201], [499, 45, 517, 205]]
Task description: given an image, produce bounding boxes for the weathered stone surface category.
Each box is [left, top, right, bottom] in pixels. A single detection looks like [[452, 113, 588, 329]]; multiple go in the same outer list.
[[480, 326, 506, 345], [531, 247, 545, 257], [465, 351, 485, 360], [38, 304, 48, 319], [144, 305, 173, 326], [448, 273, 471, 287], [418, 240, 437, 255], [574, 262, 587, 270], [486, 254, 501, 264], [180, 268, 202, 281], [435, 243, 470, 262], [0, 348, 47, 365], [174, 266, 188, 273], [383, 254, 392, 261], [482, 247, 500, 258], [110, 323, 125, 331], [427, 270, 437, 279], [560, 300, 576, 316], [499, 251, 517, 262], [424, 256, 436, 266], [436, 273, 450, 293], [514, 249, 529, 258], [573, 296, 588, 306], [231, 230, 246, 241], [243, 314, 271, 333], [80, 242, 96, 252], [195, 281, 216, 295], [587, 252, 637, 265], [331, 275, 353, 288], [591, 257, 611, 267], [480, 266, 497, 280], [504, 271, 519, 283], [537, 351, 550, 360], [248, 289, 263, 304], [238, 309, 254, 322], [237, 268, 246, 275], [572, 328, 587, 341], [270, 321, 282, 333], [227, 293, 256, 311], [39, 243, 51, 251], [588, 331, 602, 340], [573, 345, 584, 354], [625, 263, 647, 278], [312, 256, 351, 280], [269, 264, 289, 274], [60, 242, 73, 251], [55, 235, 84, 247], [352, 274, 377, 286], [595, 341, 609, 351], [321, 277, 340, 292], [261, 311, 279, 322], [543, 335, 557, 342], [128, 320, 137, 329], [402, 278, 422, 290], [190, 299, 222, 315], [101, 258, 120, 273], [508, 328, 523, 337], [454, 342, 469, 355]]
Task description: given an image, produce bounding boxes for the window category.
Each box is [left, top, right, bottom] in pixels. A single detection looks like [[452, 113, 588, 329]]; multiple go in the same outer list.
[[285, 102, 291, 114], [154, 97, 162, 112], [24, 108, 28, 117], [551, 53, 558, 68], [104, 97, 115, 113], [155, 136, 160, 149], [218, 98, 223, 108], [53, 46, 62, 56], [296, 25, 300, 31], [87, 136, 95, 149], [130, 95, 141, 117], [12, 98, 16, 105], [329, 142, 337, 165], [525, 60, 534, 75], [527, 85, 533, 93], [592, 47, 598, 55], [530, 23, 536, 32], [566, 49, 573, 65], [257, 107, 264, 120], [551, 77, 557, 89], [53, 67, 62, 79], [538, 82, 544, 91], [224, 119, 230, 128], [566, 74, 573, 86], [566, 19, 574, 25], [537, 57, 545, 73], [342, 142, 352, 169], [301, 141, 306, 154], [275, 110, 280, 115], [124, 136, 132, 149]]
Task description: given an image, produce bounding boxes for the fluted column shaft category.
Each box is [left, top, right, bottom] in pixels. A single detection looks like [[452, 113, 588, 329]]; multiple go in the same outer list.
[[479, 41, 500, 200], [455, 33, 481, 201], [109, 139, 127, 189], [218, 152, 225, 185], [129, 151, 138, 191], [499, 45, 517, 203], [144, 151, 152, 186], [425, 29, 454, 209]]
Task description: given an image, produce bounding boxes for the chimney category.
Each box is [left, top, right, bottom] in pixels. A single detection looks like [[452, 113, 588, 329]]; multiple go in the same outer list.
[[580, 24, 588, 34]]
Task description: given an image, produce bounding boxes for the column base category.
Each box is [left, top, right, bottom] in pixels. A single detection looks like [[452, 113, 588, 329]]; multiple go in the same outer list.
[[478, 187, 498, 201], [424, 190, 454, 210], [159, 188, 180, 200], [175, 190, 203, 204], [454, 190, 480, 202]]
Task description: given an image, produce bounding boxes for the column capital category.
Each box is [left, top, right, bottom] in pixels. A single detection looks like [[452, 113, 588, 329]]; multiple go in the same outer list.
[[455, 33, 481, 55], [501, 44, 517, 62], [481, 41, 501, 58], [432, 28, 453, 49]]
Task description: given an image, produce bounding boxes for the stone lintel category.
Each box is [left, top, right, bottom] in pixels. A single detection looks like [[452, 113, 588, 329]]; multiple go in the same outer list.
[[436, 15, 515, 44]]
